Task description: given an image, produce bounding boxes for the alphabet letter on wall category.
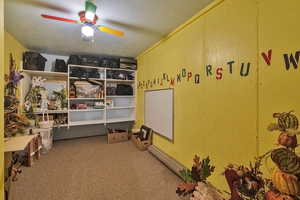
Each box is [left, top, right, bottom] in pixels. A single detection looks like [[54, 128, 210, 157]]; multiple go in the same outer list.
[[216, 68, 223, 80], [283, 51, 300, 70]]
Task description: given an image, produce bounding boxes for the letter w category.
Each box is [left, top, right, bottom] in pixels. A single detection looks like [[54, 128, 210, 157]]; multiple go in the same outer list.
[[283, 51, 300, 70]]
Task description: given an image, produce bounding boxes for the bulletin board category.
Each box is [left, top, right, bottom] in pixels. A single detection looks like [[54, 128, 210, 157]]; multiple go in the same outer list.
[[144, 89, 174, 141]]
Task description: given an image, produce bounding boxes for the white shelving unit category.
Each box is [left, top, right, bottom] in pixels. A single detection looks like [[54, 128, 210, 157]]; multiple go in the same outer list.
[[67, 64, 136, 127], [20, 64, 136, 128]]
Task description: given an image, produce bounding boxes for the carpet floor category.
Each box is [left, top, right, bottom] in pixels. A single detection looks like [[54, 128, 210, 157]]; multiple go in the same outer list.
[[11, 136, 181, 200]]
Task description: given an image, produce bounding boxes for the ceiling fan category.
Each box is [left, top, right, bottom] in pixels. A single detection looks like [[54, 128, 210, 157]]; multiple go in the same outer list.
[[41, 0, 124, 40]]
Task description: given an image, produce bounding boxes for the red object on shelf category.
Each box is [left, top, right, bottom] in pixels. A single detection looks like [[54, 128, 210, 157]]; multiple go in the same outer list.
[[78, 104, 88, 109]]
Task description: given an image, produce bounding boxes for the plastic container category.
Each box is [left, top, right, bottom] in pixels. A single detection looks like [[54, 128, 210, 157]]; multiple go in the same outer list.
[[32, 128, 53, 154]]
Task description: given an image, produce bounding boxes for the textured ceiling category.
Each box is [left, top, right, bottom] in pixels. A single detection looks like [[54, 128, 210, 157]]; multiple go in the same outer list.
[[5, 0, 213, 57]]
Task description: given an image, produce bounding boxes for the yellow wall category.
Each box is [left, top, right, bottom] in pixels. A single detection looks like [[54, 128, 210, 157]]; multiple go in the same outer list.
[[4, 31, 27, 73], [0, 0, 4, 198], [3, 21, 27, 200], [258, 0, 300, 176], [136, 0, 300, 190]]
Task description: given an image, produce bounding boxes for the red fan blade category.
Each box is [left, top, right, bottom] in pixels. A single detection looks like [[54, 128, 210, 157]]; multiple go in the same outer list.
[[41, 14, 79, 24]]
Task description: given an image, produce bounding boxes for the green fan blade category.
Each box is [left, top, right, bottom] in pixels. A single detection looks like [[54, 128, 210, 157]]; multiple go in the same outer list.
[[85, 0, 97, 13]]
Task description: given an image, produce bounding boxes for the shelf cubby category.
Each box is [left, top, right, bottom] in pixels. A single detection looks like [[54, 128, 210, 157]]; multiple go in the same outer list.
[[67, 64, 136, 127]]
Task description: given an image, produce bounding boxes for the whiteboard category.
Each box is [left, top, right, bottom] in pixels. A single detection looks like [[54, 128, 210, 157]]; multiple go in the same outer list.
[[145, 89, 174, 141]]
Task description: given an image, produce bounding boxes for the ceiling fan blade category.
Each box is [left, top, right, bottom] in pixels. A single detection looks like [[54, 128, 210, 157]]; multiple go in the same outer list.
[[85, 0, 97, 13], [98, 26, 124, 37], [41, 14, 79, 24]]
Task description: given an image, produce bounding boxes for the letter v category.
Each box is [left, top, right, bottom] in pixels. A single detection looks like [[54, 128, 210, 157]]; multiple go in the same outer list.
[[261, 49, 272, 66]]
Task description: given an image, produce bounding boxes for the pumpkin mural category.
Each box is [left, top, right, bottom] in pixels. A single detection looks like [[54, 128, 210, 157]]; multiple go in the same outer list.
[[266, 111, 300, 200], [272, 168, 299, 195], [271, 148, 300, 175], [277, 132, 297, 149], [273, 111, 299, 131], [265, 191, 294, 200], [175, 112, 300, 200]]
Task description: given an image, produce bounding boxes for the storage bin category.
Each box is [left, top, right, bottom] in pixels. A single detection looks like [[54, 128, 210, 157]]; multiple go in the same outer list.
[[107, 129, 129, 144], [31, 128, 53, 154], [74, 81, 101, 98]]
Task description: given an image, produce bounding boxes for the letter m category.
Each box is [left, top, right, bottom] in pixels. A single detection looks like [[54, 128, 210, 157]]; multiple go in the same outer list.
[[284, 51, 300, 70]]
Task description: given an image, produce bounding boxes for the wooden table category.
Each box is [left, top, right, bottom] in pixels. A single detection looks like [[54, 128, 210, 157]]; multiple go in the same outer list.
[[4, 134, 42, 166], [4, 135, 36, 152]]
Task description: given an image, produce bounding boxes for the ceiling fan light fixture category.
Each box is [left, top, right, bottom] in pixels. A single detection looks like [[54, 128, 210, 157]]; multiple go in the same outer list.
[[85, 11, 95, 21], [81, 24, 94, 38]]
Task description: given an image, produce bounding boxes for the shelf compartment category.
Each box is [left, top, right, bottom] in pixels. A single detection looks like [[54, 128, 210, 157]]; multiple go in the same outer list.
[[53, 124, 68, 128], [107, 107, 135, 110], [106, 79, 135, 83], [106, 108, 135, 122], [22, 70, 68, 78], [69, 109, 105, 112], [109, 97, 135, 107], [69, 98, 105, 100], [69, 120, 105, 126], [106, 96, 135, 98], [68, 64, 106, 70], [69, 109, 104, 123], [106, 68, 135, 72], [69, 65, 135, 72], [30, 110, 68, 114], [106, 118, 135, 123], [69, 77, 105, 81]]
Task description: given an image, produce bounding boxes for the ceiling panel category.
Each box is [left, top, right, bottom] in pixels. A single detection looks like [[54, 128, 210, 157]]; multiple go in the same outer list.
[[5, 0, 213, 57]]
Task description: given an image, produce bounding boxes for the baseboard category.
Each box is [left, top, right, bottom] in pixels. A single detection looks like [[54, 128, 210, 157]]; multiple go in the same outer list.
[[148, 145, 185, 177]]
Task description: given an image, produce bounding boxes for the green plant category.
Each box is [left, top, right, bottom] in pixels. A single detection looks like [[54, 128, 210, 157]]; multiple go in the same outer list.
[[24, 106, 36, 120], [191, 155, 215, 182], [53, 88, 67, 108], [179, 168, 193, 182], [176, 155, 215, 197]]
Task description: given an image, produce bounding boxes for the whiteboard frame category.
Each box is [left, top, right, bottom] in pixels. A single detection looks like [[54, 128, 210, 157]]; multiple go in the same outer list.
[[144, 88, 174, 142]]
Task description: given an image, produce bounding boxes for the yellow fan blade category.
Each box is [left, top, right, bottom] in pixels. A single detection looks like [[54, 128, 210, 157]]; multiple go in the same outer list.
[[98, 26, 124, 37]]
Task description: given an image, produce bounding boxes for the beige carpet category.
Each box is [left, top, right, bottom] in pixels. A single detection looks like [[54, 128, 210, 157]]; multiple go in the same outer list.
[[11, 136, 181, 200]]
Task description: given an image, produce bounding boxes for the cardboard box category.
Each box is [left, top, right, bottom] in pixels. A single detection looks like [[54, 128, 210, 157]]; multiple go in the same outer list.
[[107, 131, 128, 144]]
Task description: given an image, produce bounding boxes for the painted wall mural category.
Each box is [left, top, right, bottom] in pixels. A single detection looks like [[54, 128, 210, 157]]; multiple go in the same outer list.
[[137, 50, 300, 90]]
